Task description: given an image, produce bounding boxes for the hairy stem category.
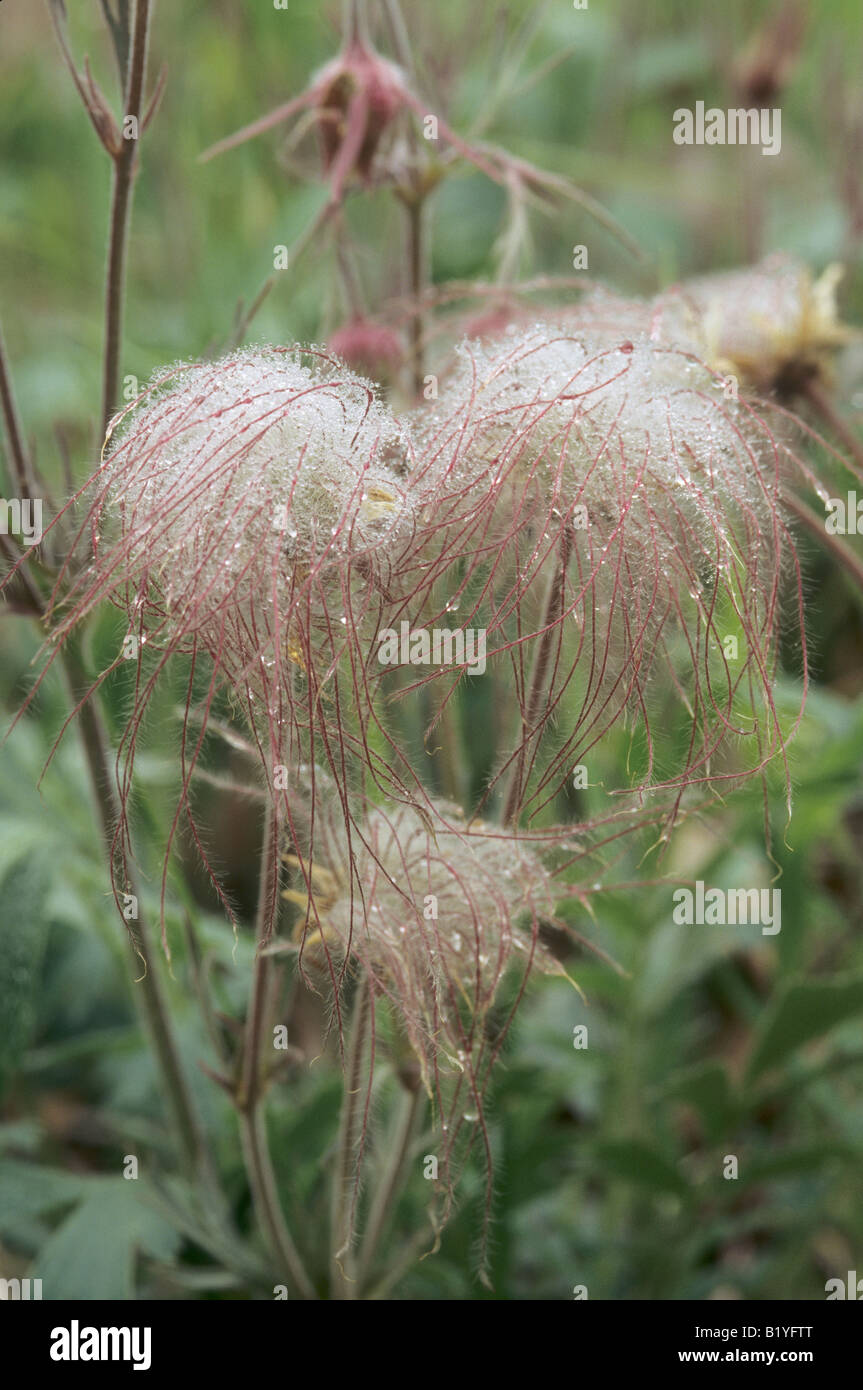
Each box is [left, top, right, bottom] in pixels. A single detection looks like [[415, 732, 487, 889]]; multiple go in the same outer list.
[[101, 0, 152, 440], [330, 976, 372, 1299], [356, 1082, 423, 1291], [404, 193, 427, 400], [237, 799, 315, 1299], [0, 319, 35, 498], [502, 530, 572, 826], [60, 635, 217, 1188], [784, 489, 863, 599], [803, 375, 863, 483]]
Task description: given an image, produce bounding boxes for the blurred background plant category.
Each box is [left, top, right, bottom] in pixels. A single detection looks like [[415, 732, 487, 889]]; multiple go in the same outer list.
[[1, 0, 863, 1301]]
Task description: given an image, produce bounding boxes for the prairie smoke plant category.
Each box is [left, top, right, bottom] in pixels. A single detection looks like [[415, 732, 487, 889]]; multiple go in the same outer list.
[[411, 328, 804, 823], [45, 347, 416, 932], [279, 793, 589, 1271]]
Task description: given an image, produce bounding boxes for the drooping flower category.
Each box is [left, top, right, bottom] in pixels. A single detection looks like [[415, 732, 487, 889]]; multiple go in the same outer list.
[[200, 29, 409, 201]]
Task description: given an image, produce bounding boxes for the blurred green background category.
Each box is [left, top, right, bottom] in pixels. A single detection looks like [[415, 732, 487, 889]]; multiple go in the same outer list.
[[2, 0, 863, 1300]]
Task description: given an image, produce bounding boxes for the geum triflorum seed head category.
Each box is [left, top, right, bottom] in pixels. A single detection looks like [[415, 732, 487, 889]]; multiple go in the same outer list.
[[410, 326, 805, 822], [55, 346, 416, 721], [672, 253, 853, 395], [44, 347, 416, 940], [279, 794, 591, 1255]]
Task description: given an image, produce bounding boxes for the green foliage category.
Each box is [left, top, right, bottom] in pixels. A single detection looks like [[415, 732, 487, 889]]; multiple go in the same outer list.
[[2, 0, 863, 1302]]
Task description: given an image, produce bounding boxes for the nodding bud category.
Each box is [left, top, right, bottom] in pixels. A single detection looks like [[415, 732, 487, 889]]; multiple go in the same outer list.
[[328, 315, 404, 385], [313, 37, 408, 184]]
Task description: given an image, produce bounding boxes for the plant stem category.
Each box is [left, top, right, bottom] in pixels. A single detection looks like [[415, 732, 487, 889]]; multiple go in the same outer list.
[[783, 489, 863, 599], [330, 976, 372, 1299], [238, 1107, 315, 1298], [0, 319, 35, 497], [101, 0, 152, 440], [59, 634, 217, 1188], [356, 1082, 423, 1291], [3, 112, 221, 1204], [68, 13, 215, 1186], [403, 184, 465, 800], [381, 0, 414, 73], [501, 530, 572, 826], [237, 798, 315, 1299], [803, 375, 863, 483], [404, 193, 427, 400], [429, 679, 465, 804]]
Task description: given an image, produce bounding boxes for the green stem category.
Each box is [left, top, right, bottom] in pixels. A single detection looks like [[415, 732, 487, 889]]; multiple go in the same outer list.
[[330, 977, 372, 1299], [237, 799, 316, 1299], [803, 375, 863, 482], [343, 0, 369, 46], [501, 530, 572, 826], [356, 1083, 423, 1291], [784, 489, 863, 599], [238, 1106, 315, 1299]]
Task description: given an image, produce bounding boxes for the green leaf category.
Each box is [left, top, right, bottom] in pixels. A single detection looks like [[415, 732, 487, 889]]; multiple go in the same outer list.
[[33, 1181, 181, 1301], [745, 975, 863, 1086], [0, 1159, 88, 1225], [0, 852, 52, 1090], [594, 1140, 689, 1197], [664, 1062, 735, 1143], [741, 1144, 855, 1183]]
